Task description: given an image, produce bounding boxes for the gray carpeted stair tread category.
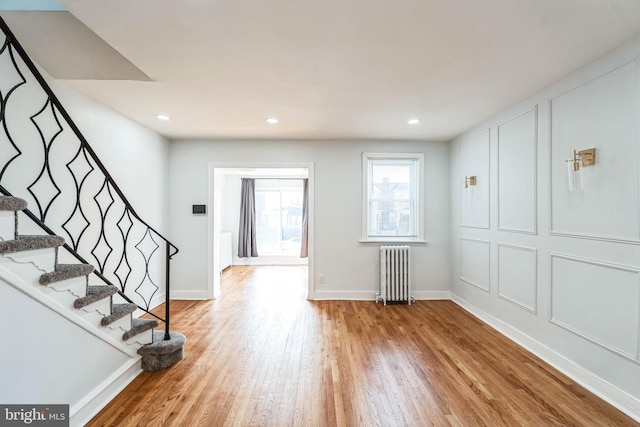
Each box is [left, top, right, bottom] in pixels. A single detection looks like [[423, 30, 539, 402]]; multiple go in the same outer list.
[[39, 263, 95, 285], [0, 235, 65, 255], [0, 196, 28, 211], [101, 303, 137, 326], [123, 318, 159, 341], [87, 285, 114, 295], [74, 285, 118, 309]]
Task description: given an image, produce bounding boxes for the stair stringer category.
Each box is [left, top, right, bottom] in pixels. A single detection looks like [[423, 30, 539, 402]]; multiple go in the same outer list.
[[0, 272, 145, 425], [0, 263, 146, 426], [0, 246, 155, 344], [0, 255, 143, 356]]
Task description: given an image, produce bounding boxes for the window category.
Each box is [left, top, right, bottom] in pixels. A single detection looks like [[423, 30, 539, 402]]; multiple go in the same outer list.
[[362, 153, 424, 242], [255, 179, 303, 255]]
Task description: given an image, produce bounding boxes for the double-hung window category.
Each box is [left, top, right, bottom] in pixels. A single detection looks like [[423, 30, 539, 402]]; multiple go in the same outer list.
[[362, 152, 424, 242]]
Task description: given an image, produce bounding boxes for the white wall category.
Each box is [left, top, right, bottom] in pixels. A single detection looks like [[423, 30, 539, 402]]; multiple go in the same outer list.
[[450, 36, 640, 417], [50, 81, 170, 233], [169, 139, 451, 299]]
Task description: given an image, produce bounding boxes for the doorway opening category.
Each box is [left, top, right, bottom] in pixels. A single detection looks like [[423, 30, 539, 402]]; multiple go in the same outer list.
[[208, 163, 314, 300]]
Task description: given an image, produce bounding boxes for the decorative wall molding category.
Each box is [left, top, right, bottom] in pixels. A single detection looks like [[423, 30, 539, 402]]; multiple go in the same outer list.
[[497, 106, 538, 235], [548, 231, 640, 246], [460, 238, 490, 292], [460, 129, 491, 229], [450, 42, 640, 425], [549, 253, 640, 361], [547, 58, 640, 105], [548, 59, 640, 244], [497, 243, 537, 313]]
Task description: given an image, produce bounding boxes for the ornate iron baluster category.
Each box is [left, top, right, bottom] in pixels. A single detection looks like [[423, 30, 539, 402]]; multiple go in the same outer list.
[[0, 18, 178, 340]]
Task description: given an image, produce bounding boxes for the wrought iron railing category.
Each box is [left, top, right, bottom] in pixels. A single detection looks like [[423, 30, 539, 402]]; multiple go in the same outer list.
[[0, 17, 178, 340]]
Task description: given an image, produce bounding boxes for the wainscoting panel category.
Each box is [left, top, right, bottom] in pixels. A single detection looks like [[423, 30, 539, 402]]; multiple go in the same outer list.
[[460, 130, 490, 229], [550, 254, 640, 360], [460, 238, 490, 292], [498, 108, 537, 234], [550, 60, 640, 243], [498, 244, 537, 313]]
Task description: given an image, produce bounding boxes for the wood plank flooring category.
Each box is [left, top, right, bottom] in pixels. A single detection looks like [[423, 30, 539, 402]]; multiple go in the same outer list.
[[87, 266, 638, 426]]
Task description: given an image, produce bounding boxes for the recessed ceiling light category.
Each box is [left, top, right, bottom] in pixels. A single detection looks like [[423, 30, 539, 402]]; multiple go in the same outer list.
[[156, 114, 170, 121], [407, 118, 420, 125], [266, 117, 279, 124]]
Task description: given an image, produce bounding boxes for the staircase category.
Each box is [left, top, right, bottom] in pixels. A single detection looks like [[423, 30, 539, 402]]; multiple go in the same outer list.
[[0, 17, 186, 423], [0, 195, 185, 370], [0, 12, 185, 378]]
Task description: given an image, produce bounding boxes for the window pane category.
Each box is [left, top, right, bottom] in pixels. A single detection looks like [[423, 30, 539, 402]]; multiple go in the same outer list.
[[255, 183, 303, 255], [281, 190, 302, 254], [368, 159, 417, 237], [369, 200, 415, 236], [256, 191, 281, 253]]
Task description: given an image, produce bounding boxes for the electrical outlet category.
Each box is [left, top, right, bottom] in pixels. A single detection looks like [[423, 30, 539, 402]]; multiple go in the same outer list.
[[318, 274, 325, 284]]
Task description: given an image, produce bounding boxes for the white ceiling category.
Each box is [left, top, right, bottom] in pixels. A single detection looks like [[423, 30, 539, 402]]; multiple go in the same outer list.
[[4, 0, 640, 141]]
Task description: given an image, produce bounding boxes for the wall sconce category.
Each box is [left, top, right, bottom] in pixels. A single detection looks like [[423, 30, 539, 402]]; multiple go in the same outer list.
[[566, 148, 596, 191], [464, 176, 477, 188], [567, 148, 596, 171]]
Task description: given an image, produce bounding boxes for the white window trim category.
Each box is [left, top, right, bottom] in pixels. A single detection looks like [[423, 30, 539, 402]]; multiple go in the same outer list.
[[361, 152, 426, 243]]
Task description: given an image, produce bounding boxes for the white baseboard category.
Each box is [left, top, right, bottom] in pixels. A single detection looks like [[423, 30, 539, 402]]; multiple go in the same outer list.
[[313, 290, 376, 300], [70, 357, 142, 427], [312, 290, 450, 301], [148, 291, 166, 310], [413, 290, 451, 300], [451, 294, 640, 422], [170, 290, 210, 300]]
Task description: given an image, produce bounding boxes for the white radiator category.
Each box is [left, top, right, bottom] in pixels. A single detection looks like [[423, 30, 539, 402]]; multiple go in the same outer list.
[[376, 245, 412, 305]]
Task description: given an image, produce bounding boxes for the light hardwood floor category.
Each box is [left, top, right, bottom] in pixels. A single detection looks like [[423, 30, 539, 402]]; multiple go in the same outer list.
[[88, 266, 638, 426]]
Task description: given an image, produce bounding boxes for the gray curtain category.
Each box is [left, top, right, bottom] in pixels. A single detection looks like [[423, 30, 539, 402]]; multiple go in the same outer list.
[[238, 178, 258, 258], [300, 178, 309, 258]]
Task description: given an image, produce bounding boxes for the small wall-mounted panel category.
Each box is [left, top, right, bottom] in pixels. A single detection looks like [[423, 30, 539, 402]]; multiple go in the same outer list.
[[498, 244, 537, 313], [192, 204, 207, 214], [498, 108, 537, 234], [460, 238, 490, 292], [550, 60, 640, 243], [460, 130, 490, 229], [550, 254, 640, 360]]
